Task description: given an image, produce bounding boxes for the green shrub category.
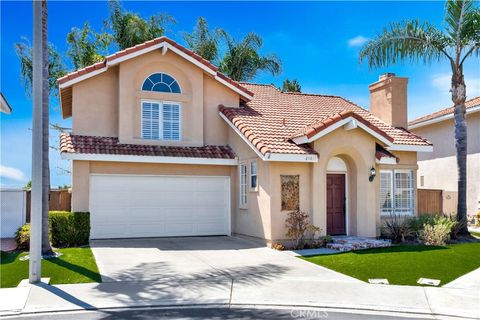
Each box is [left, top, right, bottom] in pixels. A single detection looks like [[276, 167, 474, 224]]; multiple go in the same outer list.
[[49, 211, 90, 247], [420, 223, 451, 246], [409, 214, 436, 237], [14, 223, 30, 250], [382, 214, 414, 243]]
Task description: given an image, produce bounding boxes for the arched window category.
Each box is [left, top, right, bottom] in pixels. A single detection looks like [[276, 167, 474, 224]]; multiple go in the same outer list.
[[142, 73, 181, 93]]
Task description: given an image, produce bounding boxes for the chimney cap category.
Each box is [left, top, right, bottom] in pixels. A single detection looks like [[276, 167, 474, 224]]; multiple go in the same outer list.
[[379, 73, 396, 81]]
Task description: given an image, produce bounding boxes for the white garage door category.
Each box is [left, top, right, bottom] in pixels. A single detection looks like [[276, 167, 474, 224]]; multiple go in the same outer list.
[[89, 174, 231, 239]]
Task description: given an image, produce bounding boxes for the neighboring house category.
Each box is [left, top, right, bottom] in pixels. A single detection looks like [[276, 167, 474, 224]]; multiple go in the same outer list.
[[1, 92, 12, 114], [409, 97, 480, 217], [57, 37, 431, 243]]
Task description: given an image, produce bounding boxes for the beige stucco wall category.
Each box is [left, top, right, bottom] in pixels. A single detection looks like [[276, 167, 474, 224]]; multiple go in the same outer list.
[[72, 67, 119, 136], [411, 112, 480, 215], [70, 49, 240, 146]]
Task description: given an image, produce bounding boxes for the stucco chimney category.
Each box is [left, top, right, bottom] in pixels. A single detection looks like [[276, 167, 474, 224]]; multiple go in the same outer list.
[[369, 73, 408, 128]]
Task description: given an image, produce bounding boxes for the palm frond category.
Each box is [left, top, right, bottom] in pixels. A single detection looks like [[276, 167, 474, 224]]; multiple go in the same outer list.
[[359, 20, 452, 69], [445, 0, 476, 45]]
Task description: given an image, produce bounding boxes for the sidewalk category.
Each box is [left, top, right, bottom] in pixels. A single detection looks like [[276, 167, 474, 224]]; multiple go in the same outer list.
[[1, 276, 478, 319]]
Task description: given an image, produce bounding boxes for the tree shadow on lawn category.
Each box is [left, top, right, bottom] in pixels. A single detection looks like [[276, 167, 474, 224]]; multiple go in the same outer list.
[[48, 256, 102, 282], [0, 251, 21, 264], [312, 244, 449, 258]]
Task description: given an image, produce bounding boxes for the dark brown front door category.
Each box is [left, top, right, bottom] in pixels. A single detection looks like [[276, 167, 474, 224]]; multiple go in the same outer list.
[[327, 174, 346, 235]]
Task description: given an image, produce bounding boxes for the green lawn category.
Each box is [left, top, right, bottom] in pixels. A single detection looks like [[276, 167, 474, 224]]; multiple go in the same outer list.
[[1, 247, 101, 288], [302, 243, 480, 286]]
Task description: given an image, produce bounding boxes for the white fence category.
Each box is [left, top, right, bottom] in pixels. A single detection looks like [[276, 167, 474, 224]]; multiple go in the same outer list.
[[0, 189, 27, 238]]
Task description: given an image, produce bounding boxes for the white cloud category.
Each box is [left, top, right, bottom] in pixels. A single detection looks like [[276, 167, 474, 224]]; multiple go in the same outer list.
[[348, 35, 369, 47], [431, 73, 480, 97], [0, 165, 26, 181]]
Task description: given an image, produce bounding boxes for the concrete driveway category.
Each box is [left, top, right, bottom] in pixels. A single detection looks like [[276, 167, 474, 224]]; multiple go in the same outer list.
[[90, 236, 360, 284]]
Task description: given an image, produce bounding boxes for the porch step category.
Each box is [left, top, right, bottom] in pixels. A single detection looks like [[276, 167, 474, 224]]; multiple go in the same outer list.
[[326, 236, 391, 252]]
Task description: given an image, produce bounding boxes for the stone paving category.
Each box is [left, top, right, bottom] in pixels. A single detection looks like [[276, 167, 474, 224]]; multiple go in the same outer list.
[[326, 236, 391, 252]]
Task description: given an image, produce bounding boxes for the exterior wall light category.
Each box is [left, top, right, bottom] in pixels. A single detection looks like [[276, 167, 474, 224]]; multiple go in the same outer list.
[[369, 166, 376, 182]]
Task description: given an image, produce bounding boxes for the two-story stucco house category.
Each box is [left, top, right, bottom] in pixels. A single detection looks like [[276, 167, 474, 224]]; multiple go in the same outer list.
[[409, 97, 480, 217], [58, 37, 432, 244]]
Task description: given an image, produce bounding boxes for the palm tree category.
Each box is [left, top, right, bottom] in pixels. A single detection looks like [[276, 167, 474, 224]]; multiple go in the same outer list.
[[282, 79, 302, 93], [107, 0, 175, 50], [67, 22, 111, 69], [183, 17, 220, 62], [359, 0, 479, 234], [218, 31, 282, 82]]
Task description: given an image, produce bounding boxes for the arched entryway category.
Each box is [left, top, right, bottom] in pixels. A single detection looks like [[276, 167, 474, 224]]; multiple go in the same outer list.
[[326, 157, 348, 235]]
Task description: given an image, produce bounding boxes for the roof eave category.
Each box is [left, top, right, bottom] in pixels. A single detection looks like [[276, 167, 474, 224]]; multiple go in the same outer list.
[[409, 104, 480, 129]]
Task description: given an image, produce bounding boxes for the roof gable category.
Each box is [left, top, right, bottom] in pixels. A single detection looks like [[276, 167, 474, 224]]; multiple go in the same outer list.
[[58, 37, 253, 118], [219, 83, 432, 160]]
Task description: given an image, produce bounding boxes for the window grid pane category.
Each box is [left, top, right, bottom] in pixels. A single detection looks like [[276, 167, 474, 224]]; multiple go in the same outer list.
[[395, 171, 414, 214], [162, 104, 180, 141], [380, 171, 392, 214], [250, 161, 257, 189]]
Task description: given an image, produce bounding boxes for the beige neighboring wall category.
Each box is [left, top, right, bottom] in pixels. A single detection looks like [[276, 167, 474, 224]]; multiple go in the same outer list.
[[411, 112, 480, 215], [72, 67, 119, 136]]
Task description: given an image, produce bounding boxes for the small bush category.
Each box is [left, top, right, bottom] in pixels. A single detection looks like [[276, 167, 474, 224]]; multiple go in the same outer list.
[[285, 210, 319, 250], [14, 223, 30, 250], [271, 243, 286, 251], [420, 223, 451, 246], [49, 211, 90, 247], [382, 214, 413, 243]]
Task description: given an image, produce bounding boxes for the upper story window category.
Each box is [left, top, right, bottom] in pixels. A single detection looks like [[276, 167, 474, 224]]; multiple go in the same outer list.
[[141, 100, 181, 141], [142, 73, 181, 94], [250, 160, 257, 190]]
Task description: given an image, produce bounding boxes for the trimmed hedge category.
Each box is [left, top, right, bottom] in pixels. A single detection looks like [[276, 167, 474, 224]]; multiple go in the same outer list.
[[14, 211, 90, 249], [49, 211, 90, 247]]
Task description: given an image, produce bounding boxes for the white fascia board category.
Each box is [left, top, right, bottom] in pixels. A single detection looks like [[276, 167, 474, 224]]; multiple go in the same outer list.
[[375, 157, 397, 165], [219, 112, 318, 163], [266, 153, 318, 162], [387, 144, 433, 152], [59, 67, 107, 89], [61, 152, 238, 166], [292, 117, 393, 147], [219, 112, 268, 160], [408, 105, 480, 129], [163, 43, 216, 76], [214, 75, 253, 100]]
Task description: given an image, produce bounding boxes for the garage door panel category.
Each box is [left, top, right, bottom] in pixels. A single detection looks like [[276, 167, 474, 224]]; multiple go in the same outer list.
[[89, 175, 230, 239]]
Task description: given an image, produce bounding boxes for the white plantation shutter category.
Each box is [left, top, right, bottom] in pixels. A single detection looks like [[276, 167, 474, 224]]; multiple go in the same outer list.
[[142, 102, 160, 140], [380, 171, 393, 214], [395, 170, 414, 214], [163, 103, 181, 141], [239, 163, 247, 207], [380, 169, 414, 215]]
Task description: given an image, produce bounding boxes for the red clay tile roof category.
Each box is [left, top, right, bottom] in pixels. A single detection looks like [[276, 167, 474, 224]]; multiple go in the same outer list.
[[375, 143, 397, 161], [57, 37, 253, 97], [220, 83, 431, 155], [60, 134, 237, 159], [409, 96, 480, 126]]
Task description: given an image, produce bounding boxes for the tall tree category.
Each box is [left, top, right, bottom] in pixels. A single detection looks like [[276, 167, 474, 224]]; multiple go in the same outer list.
[[16, 11, 66, 256], [218, 31, 282, 82], [67, 22, 111, 69], [15, 39, 66, 97], [359, 0, 480, 234], [282, 79, 302, 93], [107, 0, 175, 50], [183, 17, 220, 62]]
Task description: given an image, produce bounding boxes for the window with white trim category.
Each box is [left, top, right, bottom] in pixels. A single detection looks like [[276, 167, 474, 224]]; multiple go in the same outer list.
[[380, 169, 414, 215], [141, 101, 181, 141], [250, 160, 257, 190], [239, 163, 247, 208]]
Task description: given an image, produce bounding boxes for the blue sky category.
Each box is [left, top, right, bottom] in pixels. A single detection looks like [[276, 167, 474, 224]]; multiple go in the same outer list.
[[1, 1, 479, 188]]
